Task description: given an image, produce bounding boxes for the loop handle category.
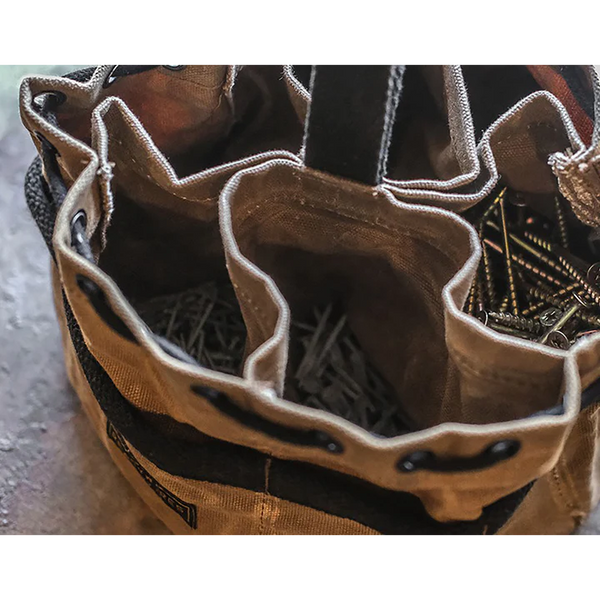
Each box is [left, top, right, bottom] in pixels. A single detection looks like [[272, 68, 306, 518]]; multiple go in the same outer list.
[[304, 65, 405, 185]]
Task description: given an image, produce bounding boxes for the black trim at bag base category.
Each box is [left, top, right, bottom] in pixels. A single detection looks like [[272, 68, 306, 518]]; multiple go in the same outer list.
[[107, 421, 198, 529]]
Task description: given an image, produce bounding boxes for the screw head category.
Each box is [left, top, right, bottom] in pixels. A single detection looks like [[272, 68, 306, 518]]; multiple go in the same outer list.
[[476, 309, 489, 326], [547, 331, 570, 350], [539, 307, 563, 327], [573, 291, 592, 308], [587, 263, 600, 287]]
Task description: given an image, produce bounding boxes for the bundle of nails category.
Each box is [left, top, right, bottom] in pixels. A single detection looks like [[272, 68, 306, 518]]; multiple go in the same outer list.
[[465, 187, 600, 349], [136, 284, 407, 436]]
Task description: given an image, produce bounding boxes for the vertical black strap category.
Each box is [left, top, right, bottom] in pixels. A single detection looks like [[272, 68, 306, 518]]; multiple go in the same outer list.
[[304, 65, 405, 185]]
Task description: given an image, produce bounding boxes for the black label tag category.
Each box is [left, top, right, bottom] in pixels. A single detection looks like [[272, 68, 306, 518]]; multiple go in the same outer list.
[[107, 421, 198, 529]]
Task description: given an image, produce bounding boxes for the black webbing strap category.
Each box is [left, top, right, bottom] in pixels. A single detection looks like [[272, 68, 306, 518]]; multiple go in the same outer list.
[[304, 65, 405, 185], [106, 60, 162, 77], [104, 60, 187, 87]]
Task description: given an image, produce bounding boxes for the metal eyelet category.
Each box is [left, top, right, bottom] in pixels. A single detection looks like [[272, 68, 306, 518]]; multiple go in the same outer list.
[[396, 440, 520, 474], [102, 66, 120, 88], [70, 209, 87, 247], [160, 60, 187, 71], [32, 90, 67, 111]]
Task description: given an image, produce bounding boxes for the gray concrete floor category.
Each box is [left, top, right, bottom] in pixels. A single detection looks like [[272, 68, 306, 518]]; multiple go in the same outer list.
[[1, 66, 599, 534], [0, 66, 167, 534]]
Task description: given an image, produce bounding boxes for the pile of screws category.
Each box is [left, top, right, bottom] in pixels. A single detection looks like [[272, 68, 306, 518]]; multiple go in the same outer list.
[[464, 187, 600, 349], [135, 281, 247, 375], [286, 304, 410, 437], [137, 284, 408, 436]]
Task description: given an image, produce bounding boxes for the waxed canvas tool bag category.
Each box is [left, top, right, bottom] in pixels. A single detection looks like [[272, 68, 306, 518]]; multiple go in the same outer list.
[[18, 64, 600, 535]]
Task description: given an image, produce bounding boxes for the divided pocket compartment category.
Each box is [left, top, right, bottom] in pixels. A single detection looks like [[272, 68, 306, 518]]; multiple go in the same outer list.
[[219, 159, 478, 435]]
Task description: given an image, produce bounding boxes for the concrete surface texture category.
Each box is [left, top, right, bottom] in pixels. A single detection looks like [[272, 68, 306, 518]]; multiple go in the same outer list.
[[0, 66, 599, 535]]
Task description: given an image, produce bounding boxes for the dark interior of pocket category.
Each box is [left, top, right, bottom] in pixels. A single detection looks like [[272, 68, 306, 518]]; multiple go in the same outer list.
[[55, 66, 303, 178], [232, 201, 459, 433], [462, 66, 540, 139], [387, 66, 459, 182]]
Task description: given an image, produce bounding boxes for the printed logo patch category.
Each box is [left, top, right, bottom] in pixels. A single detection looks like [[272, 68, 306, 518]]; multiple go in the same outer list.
[[107, 421, 198, 529]]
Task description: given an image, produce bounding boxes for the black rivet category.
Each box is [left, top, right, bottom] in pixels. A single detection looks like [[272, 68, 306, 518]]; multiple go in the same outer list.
[[486, 439, 520, 459], [102, 66, 119, 88], [314, 430, 344, 454], [75, 273, 98, 296], [397, 450, 434, 473], [163, 65, 186, 71]]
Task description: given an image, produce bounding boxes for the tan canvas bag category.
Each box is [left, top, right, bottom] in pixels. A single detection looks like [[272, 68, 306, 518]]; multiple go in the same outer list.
[[18, 64, 600, 534]]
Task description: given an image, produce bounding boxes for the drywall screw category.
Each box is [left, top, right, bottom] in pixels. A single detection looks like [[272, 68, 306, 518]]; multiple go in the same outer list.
[[498, 194, 519, 315], [546, 330, 571, 350], [487, 321, 537, 340], [587, 263, 600, 287], [538, 294, 588, 346], [515, 229, 600, 290], [539, 306, 564, 327], [487, 311, 544, 335], [522, 230, 553, 253], [557, 256, 600, 306], [476, 187, 505, 227], [555, 196, 570, 250], [522, 299, 552, 318], [483, 239, 570, 288], [524, 283, 580, 312], [480, 242, 497, 307], [486, 220, 572, 280]]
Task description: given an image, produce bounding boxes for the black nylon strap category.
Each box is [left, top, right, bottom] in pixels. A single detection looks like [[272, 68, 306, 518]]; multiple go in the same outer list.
[[106, 60, 162, 77], [304, 65, 405, 185]]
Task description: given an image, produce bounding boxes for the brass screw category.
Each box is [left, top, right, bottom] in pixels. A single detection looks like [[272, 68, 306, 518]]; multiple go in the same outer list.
[[483, 238, 570, 289], [476, 187, 505, 227], [557, 256, 600, 306], [486, 220, 572, 280], [487, 321, 537, 340], [538, 295, 587, 346], [539, 306, 564, 327], [522, 230, 553, 253], [487, 311, 544, 335], [555, 196, 570, 250], [546, 330, 571, 350], [522, 299, 552, 318], [499, 194, 519, 315], [466, 275, 479, 316]]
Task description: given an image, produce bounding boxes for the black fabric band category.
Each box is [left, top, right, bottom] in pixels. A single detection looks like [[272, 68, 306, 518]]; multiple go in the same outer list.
[[304, 65, 405, 185]]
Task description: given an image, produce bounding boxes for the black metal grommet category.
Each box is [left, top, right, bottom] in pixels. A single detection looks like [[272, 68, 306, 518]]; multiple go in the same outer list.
[[485, 439, 521, 460], [70, 209, 87, 246], [33, 90, 68, 111], [313, 431, 344, 454], [71, 209, 87, 231], [75, 273, 137, 343], [102, 66, 120, 88], [191, 384, 344, 453], [397, 450, 434, 473], [160, 60, 187, 71], [396, 440, 521, 474]]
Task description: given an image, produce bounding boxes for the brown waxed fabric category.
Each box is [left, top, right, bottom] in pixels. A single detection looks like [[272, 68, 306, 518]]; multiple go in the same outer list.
[[19, 65, 600, 534]]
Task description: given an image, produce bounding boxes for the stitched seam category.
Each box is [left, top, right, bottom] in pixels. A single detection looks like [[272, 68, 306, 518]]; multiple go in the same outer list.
[[259, 458, 272, 535], [235, 287, 271, 340]]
